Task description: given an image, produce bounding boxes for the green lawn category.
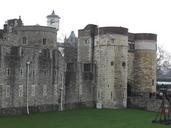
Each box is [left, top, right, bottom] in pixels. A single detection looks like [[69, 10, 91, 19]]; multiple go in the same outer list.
[[0, 108, 170, 128]]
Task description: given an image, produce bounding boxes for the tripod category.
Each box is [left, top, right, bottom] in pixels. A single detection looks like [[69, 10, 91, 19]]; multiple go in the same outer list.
[[152, 94, 171, 125]]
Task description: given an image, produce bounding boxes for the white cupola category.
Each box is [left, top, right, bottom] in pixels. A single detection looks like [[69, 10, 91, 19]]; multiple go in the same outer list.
[[47, 10, 60, 31]]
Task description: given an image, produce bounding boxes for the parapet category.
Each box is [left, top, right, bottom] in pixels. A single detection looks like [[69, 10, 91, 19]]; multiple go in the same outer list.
[[135, 33, 157, 41], [78, 24, 98, 37], [15, 26, 57, 33], [98, 27, 128, 36], [128, 33, 157, 42]]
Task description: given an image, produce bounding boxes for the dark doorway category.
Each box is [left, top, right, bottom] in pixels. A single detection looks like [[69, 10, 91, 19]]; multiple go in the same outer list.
[[127, 83, 132, 96]]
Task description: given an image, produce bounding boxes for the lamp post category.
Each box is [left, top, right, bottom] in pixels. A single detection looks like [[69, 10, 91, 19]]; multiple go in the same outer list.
[[26, 61, 31, 115], [60, 75, 63, 111]]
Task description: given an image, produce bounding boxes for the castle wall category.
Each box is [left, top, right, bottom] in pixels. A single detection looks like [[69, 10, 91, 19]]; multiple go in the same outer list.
[[127, 52, 134, 87], [0, 25, 65, 115], [0, 26, 57, 48], [0, 45, 64, 108], [77, 25, 97, 107], [78, 31, 93, 62]]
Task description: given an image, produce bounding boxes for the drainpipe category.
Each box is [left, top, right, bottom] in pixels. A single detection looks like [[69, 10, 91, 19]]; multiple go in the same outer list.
[[60, 75, 63, 111], [26, 61, 30, 115]]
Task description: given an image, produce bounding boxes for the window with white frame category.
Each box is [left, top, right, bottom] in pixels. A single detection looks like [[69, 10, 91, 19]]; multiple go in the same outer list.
[[19, 85, 23, 97], [43, 84, 47, 96], [6, 85, 10, 97], [54, 84, 58, 96], [31, 85, 36, 96]]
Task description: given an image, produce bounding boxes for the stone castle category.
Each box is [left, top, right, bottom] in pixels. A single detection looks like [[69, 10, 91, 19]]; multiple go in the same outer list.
[[0, 11, 157, 115]]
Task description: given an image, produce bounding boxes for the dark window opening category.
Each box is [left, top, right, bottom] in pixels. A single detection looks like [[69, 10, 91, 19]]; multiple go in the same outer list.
[[44, 70, 47, 76], [152, 79, 154, 86], [128, 42, 135, 51], [85, 39, 88, 44], [22, 37, 27, 44], [84, 63, 91, 72], [122, 62, 126, 68], [43, 38, 47, 45], [20, 69, 22, 76], [111, 61, 114, 66], [33, 70, 35, 76], [127, 84, 132, 96]]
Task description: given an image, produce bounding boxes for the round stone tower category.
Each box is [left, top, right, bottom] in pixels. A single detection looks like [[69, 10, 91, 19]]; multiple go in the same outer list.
[[94, 27, 128, 108], [134, 33, 157, 94]]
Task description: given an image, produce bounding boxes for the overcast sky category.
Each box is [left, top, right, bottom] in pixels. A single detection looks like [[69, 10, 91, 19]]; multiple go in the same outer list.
[[0, 0, 170, 52]]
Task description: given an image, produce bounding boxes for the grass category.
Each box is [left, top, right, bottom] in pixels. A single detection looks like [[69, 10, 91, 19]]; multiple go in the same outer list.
[[0, 108, 170, 128]]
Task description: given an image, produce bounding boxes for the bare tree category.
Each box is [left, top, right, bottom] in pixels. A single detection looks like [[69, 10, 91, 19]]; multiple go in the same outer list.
[[157, 46, 171, 75]]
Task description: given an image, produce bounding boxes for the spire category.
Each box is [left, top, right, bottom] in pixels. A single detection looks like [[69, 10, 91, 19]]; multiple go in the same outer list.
[[64, 36, 67, 43], [52, 10, 55, 15], [47, 10, 60, 19]]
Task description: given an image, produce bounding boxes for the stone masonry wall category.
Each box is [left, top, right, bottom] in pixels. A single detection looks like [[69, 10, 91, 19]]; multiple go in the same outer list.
[[77, 25, 97, 108], [0, 45, 64, 111], [127, 52, 134, 87], [94, 33, 128, 108], [134, 50, 156, 93], [128, 97, 162, 112], [0, 24, 65, 115]]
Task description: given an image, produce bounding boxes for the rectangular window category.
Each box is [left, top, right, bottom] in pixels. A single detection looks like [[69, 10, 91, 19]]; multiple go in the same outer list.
[[6, 85, 10, 97], [19, 85, 23, 97], [43, 85, 47, 96], [83, 63, 91, 72], [22, 37, 27, 44], [43, 38, 47, 45], [31, 85, 36, 96], [54, 84, 58, 96]]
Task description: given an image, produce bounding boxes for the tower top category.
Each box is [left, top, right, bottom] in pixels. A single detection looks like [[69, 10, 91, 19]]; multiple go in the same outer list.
[[47, 10, 60, 30], [47, 10, 60, 19]]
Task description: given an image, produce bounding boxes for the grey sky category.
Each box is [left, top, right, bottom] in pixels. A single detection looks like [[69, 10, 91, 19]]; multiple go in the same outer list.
[[0, 0, 170, 52]]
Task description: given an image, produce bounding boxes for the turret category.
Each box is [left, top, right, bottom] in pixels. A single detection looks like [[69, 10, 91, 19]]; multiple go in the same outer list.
[[94, 26, 128, 108], [133, 33, 157, 94], [47, 10, 60, 31]]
